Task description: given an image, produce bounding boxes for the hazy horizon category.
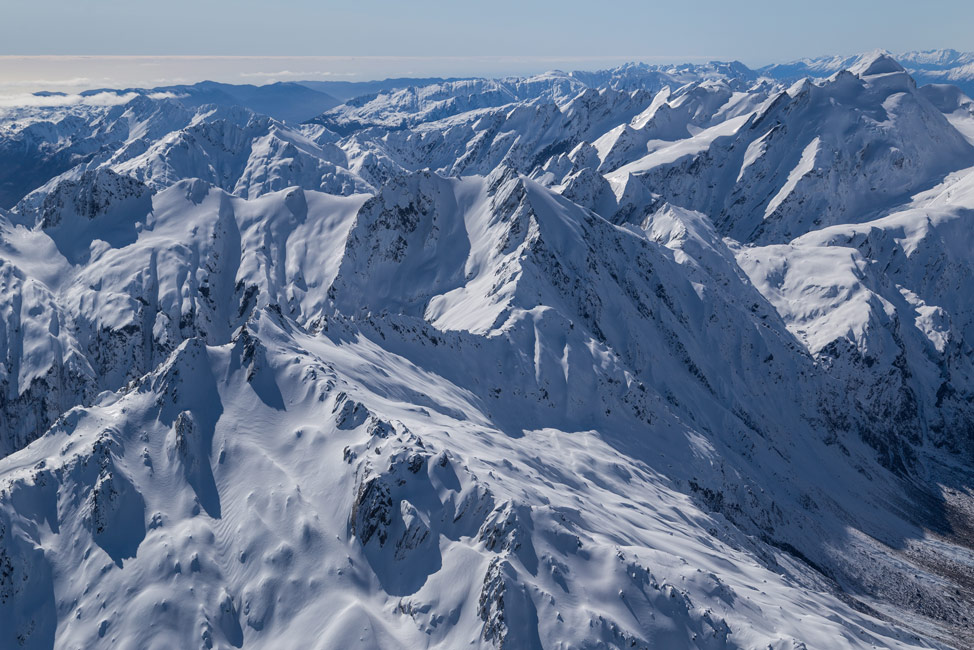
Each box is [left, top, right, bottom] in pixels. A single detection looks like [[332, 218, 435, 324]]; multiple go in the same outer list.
[[0, 54, 716, 97], [0, 46, 968, 99], [2, 0, 973, 97]]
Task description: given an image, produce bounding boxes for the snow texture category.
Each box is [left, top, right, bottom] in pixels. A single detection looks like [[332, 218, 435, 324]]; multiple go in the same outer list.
[[2, 52, 974, 650]]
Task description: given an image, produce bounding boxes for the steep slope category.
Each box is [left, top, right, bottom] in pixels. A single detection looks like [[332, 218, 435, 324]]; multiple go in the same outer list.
[[3, 165, 972, 647], [1, 173, 369, 460], [764, 49, 974, 97], [308, 61, 760, 136], [738, 165, 974, 461], [308, 75, 584, 134], [1, 308, 949, 650], [107, 110, 369, 198], [2, 54, 974, 650], [0, 170, 964, 648], [609, 54, 974, 243], [13, 106, 372, 216], [0, 96, 195, 209]]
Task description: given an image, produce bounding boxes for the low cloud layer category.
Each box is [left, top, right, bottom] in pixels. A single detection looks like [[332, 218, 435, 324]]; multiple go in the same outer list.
[[0, 91, 181, 109]]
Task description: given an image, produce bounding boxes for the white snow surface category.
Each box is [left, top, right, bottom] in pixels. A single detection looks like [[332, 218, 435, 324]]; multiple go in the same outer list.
[[2, 54, 974, 650]]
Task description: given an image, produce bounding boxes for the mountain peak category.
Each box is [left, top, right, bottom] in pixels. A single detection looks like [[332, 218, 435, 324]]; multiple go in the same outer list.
[[3, 53, 974, 650], [849, 50, 906, 77]]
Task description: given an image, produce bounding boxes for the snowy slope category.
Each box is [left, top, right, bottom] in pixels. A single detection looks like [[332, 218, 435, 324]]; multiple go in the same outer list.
[[2, 53, 974, 650], [607, 53, 974, 243], [308, 62, 758, 135], [763, 49, 974, 98]]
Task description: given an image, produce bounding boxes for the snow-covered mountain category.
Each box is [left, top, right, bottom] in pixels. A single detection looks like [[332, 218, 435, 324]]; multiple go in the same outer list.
[[2, 51, 974, 650], [762, 48, 974, 97], [75, 81, 342, 125]]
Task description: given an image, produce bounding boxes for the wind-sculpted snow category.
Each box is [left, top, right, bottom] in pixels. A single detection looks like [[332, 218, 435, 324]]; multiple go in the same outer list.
[[2, 53, 974, 649]]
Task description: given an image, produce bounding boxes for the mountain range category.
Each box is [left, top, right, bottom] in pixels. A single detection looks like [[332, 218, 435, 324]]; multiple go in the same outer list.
[[1, 50, 974, 649]]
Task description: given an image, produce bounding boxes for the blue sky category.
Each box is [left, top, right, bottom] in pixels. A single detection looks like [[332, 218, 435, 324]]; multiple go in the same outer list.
[[1, 0, 973, 89], [6, 0, 974, 61]]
